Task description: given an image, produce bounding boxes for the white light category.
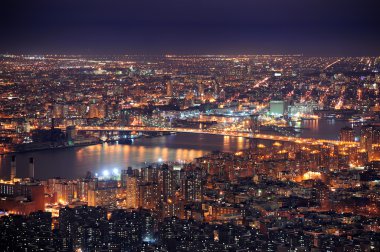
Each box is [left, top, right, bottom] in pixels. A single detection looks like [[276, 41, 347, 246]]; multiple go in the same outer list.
[[158, 158, 163, 162], [112, 168, 119, 175], [95, 173, 98, 177], [103, 170, 110, 177]]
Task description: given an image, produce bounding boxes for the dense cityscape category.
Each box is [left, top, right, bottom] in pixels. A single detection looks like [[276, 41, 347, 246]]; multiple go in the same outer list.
[[0, 54, 379, 251]]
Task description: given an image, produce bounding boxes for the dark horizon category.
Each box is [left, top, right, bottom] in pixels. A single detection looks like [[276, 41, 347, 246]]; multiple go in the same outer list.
[[1, 0, 380, 57]]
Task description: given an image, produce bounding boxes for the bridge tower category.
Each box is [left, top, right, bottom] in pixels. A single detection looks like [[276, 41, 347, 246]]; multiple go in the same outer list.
[[249, 114, 260, 134]]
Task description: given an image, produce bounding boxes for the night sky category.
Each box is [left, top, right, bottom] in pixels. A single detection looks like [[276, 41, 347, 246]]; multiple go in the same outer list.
[[1, 0, 380, 56]]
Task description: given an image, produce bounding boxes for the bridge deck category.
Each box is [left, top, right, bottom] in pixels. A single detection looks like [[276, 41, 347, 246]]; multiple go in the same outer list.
[[75, 126, 358, 146]]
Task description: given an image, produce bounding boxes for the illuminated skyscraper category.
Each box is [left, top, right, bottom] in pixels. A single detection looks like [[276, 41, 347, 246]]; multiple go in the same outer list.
[[166, 80, 173, 97], [126, 176, 139, 209], [158, 165, 176, 203], [138, 182, 159, 210], [140, 166, 158, 183], [121, 169, 129, 188], [88, 187, 117, 209], [360, 124, 380, 161], [269, 100, 288, 116], [339, 127, 355, 142], [180, 169, 203, 202], [361, 125, 373, 151]]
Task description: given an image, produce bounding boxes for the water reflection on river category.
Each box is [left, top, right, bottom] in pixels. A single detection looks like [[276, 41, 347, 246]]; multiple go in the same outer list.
[[0, 119, 357, 180], [0, 133, 251, 179]]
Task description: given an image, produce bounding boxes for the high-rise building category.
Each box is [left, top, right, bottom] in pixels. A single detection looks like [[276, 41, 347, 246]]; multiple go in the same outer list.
[[88, 187, 117, 209], [198, 81, 205, 98], [77, 179, 94, 202], [288, 101, 320, 116], [213, 79, 220, 98], [62, 104, 69, 118], [97, 102, 106, 118], [180, 169, 203, 202], [138, 182, 159, 210], [360, 124, 380, 161], [339, 127, 355, 142], [0, 182, 45, 215], [126, 176, 139, 209], [53, 104, 63, 118], [140, 166, 158, 183], [88, 103, 99, 118], [166, 80, 173, 97], [121, 169, 129, 188], [53, 181, 76, 204], [219, 89, 226, 101], [120, 109, 131, 126], [269, 100, 288, 116], [361, 125, 373, 151], [59, 206, 108, 251], [159, 165, 177, 203]]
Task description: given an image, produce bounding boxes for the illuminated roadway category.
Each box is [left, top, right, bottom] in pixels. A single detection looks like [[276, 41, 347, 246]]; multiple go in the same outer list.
[[76, 126, 358, 146], [324, 58, 342, 70], [253, 77, 269, 88]]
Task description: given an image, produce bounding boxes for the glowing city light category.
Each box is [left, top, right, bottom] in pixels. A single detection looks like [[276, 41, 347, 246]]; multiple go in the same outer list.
[[112, 168, 119, 175], [102, 170, 110, 177]]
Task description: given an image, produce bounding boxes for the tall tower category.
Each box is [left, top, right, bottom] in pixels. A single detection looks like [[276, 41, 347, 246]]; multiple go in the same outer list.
[[198, 81, 205, 98], [29, 157, 35, 179], [213, 79, 220, 98], [10, 155, 16, 180], [166, 80, 173, 97], [219, 89, 226, 101], [250, 114, 260, 134], [360, 125, 373, 152]]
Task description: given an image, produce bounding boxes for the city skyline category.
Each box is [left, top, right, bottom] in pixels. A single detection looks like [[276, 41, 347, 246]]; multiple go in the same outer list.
[[1, 1, 380, 251], [0, 54, 379, 251]]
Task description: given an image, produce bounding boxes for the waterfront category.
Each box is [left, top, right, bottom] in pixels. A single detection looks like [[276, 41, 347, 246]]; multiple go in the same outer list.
[[0, 133, 251, 179], [0, 119, 355, 179], [0, 119, 355, 180]]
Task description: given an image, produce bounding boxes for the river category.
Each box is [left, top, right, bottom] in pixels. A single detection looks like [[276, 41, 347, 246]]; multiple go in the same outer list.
[[0, 119, 355, 179]]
